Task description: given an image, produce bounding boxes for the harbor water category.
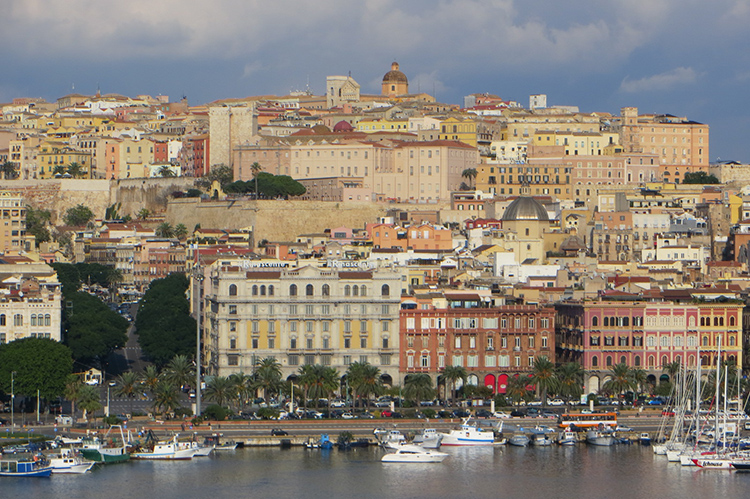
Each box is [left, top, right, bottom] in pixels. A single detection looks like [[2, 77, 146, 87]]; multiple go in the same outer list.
[[4, 445, 749, 498]]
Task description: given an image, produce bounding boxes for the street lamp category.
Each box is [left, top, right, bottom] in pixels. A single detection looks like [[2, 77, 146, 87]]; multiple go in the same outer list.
[[191, 254, 204, 417], [11, 371, 16, 430]]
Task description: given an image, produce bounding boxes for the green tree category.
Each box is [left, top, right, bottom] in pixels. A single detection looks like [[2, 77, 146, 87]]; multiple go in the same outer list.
[[0, 161, 19, 180], [530, 355, 559, 409], [151, 380, 181, 417], [156, 222, 174, 238], [440, 365, 467, 407], [204, 376, 234, 407], [173, 223, 188, 240], [297, 364, 339, 412], [0, 337, 73, 401], [63, 291, 129, 367], [557, 362, 584, 406], [25, 206, 52, 245], [403, 373, 435, 408], [66, 162, 86, 178], [602, 363, 635, 397], [346, 361, 383, 410], [158, 165, 176, 177], [113, 371, 141, 416], [134, 274, 196, 367], [141, 365, 161, 396], [683, 171, 719, 184], [506, 375, 531, 407], [251, 162, 263, 198], [197, 164, 233, 189], [228, 372, 254, 411], [63, 204, 95, 226], [78, 385, 102, 423], [254, 357, 283, 404], [137, 208, 151, 220], [461, 168, 478, 188], [163, 355, 195, 390], [105, 202, 122, 221], [64, 374, 84, 419]]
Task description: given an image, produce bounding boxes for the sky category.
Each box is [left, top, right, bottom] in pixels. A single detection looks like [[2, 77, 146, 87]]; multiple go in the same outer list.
[[3, 0, 750, 161]]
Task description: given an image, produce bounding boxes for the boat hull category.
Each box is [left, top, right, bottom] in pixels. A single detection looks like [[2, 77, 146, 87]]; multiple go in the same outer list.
[[132, 448, 195, 460], [79, 448, 130, 464], [0, 468, 53, 477], [51, 462, 95, 474]]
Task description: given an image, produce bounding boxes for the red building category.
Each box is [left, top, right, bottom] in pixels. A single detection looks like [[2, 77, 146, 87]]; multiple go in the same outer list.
[[399, 295, 555, 394]]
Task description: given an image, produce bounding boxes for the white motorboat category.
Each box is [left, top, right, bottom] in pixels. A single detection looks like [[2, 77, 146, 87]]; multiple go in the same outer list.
[[558, 430, 577, 446], [440, 418, 496, 446], [381, 445, 449, 463], [411, 428, 443, 449], [531, 433, 553, 446], [48, 448, 95, 474], [508, 434, 530, 447], [177, 440, 214, 457], [375, 429, 406, 448], [586, 430, 615, 447]]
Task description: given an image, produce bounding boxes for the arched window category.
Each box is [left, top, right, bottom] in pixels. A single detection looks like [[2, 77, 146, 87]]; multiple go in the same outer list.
[[30, 314, 37, 326], [592, 316, 598, 327], [322, 284, 330, 296], [620, 355, 626, 365], [689, 317, 696, 328], [714, 317, 719, 326], [268, 285, 274, 296], [260, 285, 266, 296], [661, 355, 668, 367], [648, 355, 655, 368], [719, 317, 724, 326], [660, 336, 669, 347], [352, 285, 359, 296], [623, 317, 629, 327], [381, 284, 390, 297], [306, 284, 314, 296], [592, 356, 598, 367], [229, 284, 238, 296], [45, 314, 51, 326], [603, 317, 609, 327], [702, 336, 708, 347], [344, 285, 351, 297], [729, 336, 736, 347], [360, 285, 367, 296], [729, 316, 736, 327], [606, 356, 612, 367], [0, 314, 4, 326], [252, 285, 258, 296], [290, 284, 297, 296], [634, 355, 641, 367]]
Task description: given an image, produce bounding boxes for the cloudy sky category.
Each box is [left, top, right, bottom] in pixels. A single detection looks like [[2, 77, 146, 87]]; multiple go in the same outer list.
[[4, 0, 750, 161]]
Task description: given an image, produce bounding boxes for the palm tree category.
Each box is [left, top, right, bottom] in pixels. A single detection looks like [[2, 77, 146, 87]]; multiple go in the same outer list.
[[158, 165, 176, 177], [228, 372, 254, 412], [64, 375, 84, 420], [67, 162, 85, 178], [152, 381, 181, 417], [440, 366, 467, 408], [113, 371, 141, 416], [163, 355, 195, 391], [204, 376, 234, 407], [631, 368, 648, 400], [78, 385, 102, 425], [557, 362, 584, 407], [297, 365, 339, 412], [346, 362, 383, 410], [530, 356, 559, 409], [173, 223, 188, 240], [602, 363, 635, 398], [662, 360, 682, 384], [156, 222, 174, 238], [461, 168, 478, 188], [141, 365, 161, 397], [505, 375, 530, 407], [403, 373, 434, 409], [250, 162, 263, 198], [1, 161, 19, 180], [254, 357, 283, 404], [137, 208, 151, 220]]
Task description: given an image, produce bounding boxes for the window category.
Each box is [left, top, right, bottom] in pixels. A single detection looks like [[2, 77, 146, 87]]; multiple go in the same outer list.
[[528, 336, 535, 348], [381, 284, 390, 297], [306, 284, 314, 296], [360, 320, 367, 333], [14, 314, 23, 326], [305, 304, 314, 316], [592, 316, 598, 327], [344, 285, 351, 297], [289, 355, 299, 366], [322, 305, 330, 315], [228, 305, 237, 315], [306, 321, 314, 333], [541, 336, 548, 348], [289, 284, 297, 296], [344, 320, 352, 333], [230, 337, 237, 349], [343, 355, 351, 365], [381, 305, 390, 315], [268, 337, 275, 349], [360, 285, 367, 296], [382, 337, 389, 349], [251, 338, 258, 349], [252, 285, 258, 296], [514, 337, 521, 348], [290, 337, 297, 349], [0, 314, 5, 326], [268, 285, 274, 296], [421, 354, 430, 368], [344, 337, 351, 349], [454, 336, 461, 349], [228, 355, 239, 366], [306, 337, 313, 349], [322, 284, 330, 296]]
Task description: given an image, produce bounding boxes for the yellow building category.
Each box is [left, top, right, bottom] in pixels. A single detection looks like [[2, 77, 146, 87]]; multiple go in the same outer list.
[[357, 118, 409, 133], [437, 117, 477, 147], [37, 141, 93, 179], [532, 130, 619, 156]]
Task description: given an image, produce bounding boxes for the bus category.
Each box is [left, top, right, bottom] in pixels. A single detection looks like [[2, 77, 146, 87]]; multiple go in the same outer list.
[[558, 412, 617, 429]]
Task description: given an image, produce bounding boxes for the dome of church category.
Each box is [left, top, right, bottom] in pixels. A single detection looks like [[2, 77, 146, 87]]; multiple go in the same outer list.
[[333, 120, 355, 132], [382, 62, 408, 84], [502, 196, 549, 221]]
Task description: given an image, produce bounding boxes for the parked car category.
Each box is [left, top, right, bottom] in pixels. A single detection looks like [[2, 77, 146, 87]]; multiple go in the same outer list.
[[548, 399, 565, 406], [330, 399, 347, 408], [493, 411, 511, 419], [358, 412, 374, 419], [452, 410, 471, 418], [510, 409, 525, 417], [526, 408, 540, 417], [271, 428, 288, 436], [341, 412, 356, 420], [420, 400, 436, 406], [475, 409, 493, 418]]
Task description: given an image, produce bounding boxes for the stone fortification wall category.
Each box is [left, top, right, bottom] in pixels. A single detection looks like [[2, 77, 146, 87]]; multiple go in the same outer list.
[[1, 179, 111, 223], [111, 177, 197, 217], [166, 198, 388, 244]]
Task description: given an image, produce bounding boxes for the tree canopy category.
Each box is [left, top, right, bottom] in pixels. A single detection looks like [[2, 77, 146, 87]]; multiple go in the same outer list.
[[135, 273, 196, 367], [0, 338, 73, 400], [224, 172, 306, 198], [683, 171, 719, 184], [64, 291, 129, 367], [26, 206, 52, 245], [52, 262, 122, 294], [63, 204, 95, 226], [197, 164, 233, 189]]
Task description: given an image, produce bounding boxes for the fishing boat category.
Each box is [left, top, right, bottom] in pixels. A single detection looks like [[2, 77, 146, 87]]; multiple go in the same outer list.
[[177, 440, 214, 457], [204, 434, 238, 451], [374, 428, 406, 448], [558, 429, 577, 446], [48, 448, 95, 474], [0, 457, 53, 477], [381, 445, 449, 463], [132, 435, 195, 460], [79, 425, 130, 464], [639, 433, 651, 446], [305, 434, 334, 450], [440, 418, 496, 446], [586, 429, 615, 447]]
